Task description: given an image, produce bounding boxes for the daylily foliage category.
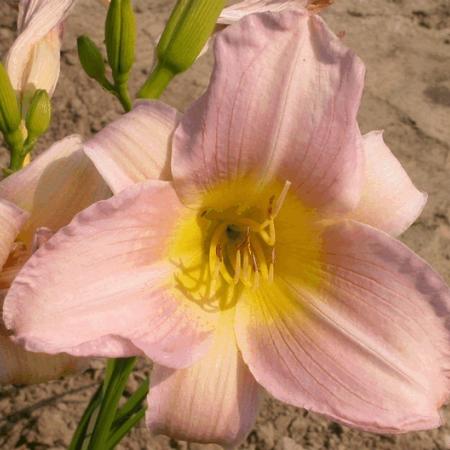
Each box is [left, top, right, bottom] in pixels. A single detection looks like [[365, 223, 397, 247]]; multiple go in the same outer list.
[[4, 9, 449, 448]]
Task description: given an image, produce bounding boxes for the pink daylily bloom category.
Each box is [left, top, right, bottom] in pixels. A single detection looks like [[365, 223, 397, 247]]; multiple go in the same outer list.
[[0, 136, 110, 384], [5, 0, 76, 102], [219, 0, 332, 25], [4, 10, 450, 447]]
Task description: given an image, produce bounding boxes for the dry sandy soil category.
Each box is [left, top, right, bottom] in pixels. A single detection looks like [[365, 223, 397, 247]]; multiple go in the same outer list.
[[1, 0, 450, 449]]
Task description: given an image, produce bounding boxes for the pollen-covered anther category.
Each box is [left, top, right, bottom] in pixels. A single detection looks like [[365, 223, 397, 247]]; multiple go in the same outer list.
[[204, 180, 291, 289]]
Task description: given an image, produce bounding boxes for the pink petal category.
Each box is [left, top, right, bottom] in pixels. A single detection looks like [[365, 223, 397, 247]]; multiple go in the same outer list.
[[147, 314, 261, 448], [84, 100, 180, 194], [0, 291, 86, 384], [235, 220, 450, 432], [0, 135, 110, 247], [347, 131, 427, 236], [218, 0, 307, 25], [172, 11, 365, 213], [6, 0, 76, 96], [4, 181, 215, 367], [0, 199, 28, 269]]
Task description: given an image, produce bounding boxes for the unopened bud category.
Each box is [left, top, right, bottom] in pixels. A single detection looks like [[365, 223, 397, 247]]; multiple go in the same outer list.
[[105, 0, 136, 84], [157, 0, 225, 73], [0, 62, 21, 135], [78, 36, 107, 82], [138, 0, 225, 99], [26, 89, 51, 139]]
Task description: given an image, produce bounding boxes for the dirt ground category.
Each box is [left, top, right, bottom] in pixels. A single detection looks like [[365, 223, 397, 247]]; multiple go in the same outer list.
[[1, 0, 450, 449]]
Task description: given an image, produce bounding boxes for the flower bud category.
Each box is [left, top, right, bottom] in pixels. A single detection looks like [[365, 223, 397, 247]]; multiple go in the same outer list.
[[77, 36, 107, 82], [25, 89, 52, 140], [105, 0, 136, 84], [0, 62, 21, 135], [157, 0, 226, 74]]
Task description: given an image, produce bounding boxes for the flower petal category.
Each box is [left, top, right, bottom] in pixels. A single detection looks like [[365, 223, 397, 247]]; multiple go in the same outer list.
[[0, 135, 110, 246], [147, 312, 261, 448], [0, 289, 86, 385], [235, 220, 450, 432], [84, 100, 179, 194], [6, 0, 76, 96], [172, 11, 365, 213], [4, 180, 215, 368], [0, 199, 28, 269], [346, 131, 427, 236], [218, 0, 307, 25]]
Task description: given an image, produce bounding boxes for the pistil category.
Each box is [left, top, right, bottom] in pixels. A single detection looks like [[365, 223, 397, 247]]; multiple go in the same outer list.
[[204, 180, 291, 289]]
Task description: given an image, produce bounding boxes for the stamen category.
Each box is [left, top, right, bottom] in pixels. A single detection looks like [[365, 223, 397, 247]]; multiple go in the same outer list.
[[209, 223, 227, 275], [259, 220, 275, 246], [251, 236, 269, 279], [205, 181, 291, 289], [272, 180, 291, 218], [219, 262, 234, 285]]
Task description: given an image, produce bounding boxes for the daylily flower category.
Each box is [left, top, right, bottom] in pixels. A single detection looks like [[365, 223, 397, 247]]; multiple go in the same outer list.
[[4, 9, 450, 448], [218, 0, 332, 25], [0, 136, 110, 384], [5, 0, 77, 105]]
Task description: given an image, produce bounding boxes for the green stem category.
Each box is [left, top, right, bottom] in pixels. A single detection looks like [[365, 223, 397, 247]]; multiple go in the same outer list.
[[68, 384, 103, 450], [137, 63, 174, 99], [115, 82, 132, 112], [107, 409, 145, 450], [5, 127, 25, 173], [87, 357, 136, 450], [8, 151, 25, 172]]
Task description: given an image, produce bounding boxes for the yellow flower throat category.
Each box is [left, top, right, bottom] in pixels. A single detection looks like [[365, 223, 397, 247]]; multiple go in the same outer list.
[[203, 181, 291, 289]]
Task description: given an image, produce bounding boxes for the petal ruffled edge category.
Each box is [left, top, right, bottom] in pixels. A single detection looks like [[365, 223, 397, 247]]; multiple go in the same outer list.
[[4, 180, 215, 368], [172, 11, 365, 213], [235, 220, 450, 433], [346, 131, 427, 236]]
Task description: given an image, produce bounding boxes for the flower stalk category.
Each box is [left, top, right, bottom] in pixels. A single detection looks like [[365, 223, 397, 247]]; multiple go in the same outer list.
[[78, 0, 135, 112]]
